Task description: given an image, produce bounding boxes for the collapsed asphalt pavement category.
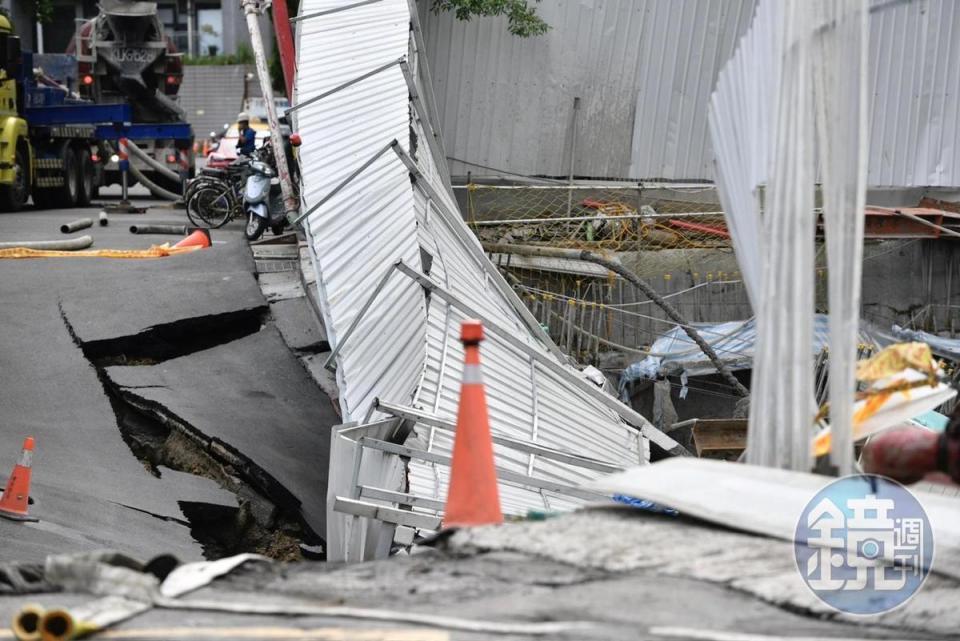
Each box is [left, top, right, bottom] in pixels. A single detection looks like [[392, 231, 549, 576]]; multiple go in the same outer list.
[[0, 197, 337, 563], [3, 201, 956, 641], [1, 507, 950, 640]]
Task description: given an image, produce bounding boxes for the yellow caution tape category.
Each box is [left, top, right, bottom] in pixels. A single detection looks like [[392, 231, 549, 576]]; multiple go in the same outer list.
[[0, 244, 202, 260]]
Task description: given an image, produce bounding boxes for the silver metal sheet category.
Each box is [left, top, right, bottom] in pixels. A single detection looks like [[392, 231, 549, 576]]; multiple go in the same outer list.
[[417, 0, 960, 187], [416, 0, 756, 180], [296, 0, 657, 561]]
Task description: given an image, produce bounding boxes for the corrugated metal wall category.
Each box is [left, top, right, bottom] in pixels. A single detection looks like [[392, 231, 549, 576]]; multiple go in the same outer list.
[[868, 0, 960, 187], [180, 65, 259, 140], [418, 0, 756, 180], [420, 0, 960, 187]]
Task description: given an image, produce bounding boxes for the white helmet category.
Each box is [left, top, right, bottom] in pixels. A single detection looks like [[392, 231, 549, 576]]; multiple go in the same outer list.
[[237, 112, 250, 122]]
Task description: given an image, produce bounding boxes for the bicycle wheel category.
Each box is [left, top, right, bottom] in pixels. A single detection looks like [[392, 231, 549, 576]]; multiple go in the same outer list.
[[183, 176, 214, 203], [187, 181, 236, 228]]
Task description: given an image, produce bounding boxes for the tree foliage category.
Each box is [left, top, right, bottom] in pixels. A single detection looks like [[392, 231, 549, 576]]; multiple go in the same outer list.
[[35, 0, 54, 24], [431, 0, 549, 37]]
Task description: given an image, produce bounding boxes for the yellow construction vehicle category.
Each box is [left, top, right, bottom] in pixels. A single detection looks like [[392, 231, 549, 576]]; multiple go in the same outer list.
[[0, 13, 31, 211]]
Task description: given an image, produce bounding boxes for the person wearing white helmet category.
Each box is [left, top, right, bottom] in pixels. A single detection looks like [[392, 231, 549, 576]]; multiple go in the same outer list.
[[236, 112, 256, 156]]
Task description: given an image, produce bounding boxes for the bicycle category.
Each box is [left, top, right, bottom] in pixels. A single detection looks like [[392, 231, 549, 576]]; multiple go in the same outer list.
[[185, 160, 250, 228]]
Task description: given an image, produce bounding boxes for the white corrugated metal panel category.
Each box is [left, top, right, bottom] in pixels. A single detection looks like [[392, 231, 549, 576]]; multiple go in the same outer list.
[[296, 0, 424, 422], [417, 0, 756, 180], [297, 0, 667, 561]]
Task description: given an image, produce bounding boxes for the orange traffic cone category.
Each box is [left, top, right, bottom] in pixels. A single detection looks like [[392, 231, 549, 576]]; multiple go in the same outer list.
[[442, 320, 503, 528], [0, 437, 37, 522], [174, 229, 211, 249]]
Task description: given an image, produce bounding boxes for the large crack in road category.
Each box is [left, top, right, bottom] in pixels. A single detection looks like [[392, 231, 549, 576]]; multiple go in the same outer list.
[[59, 302, 317, 561]]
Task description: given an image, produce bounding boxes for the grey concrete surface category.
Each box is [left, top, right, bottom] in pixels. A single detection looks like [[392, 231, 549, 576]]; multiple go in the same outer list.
[[103, 325, 337, 536], [0, 201, 223, 561], [0, 194, 337, 562], [270, 297, 329, 353], [449, 507, 960, 638]]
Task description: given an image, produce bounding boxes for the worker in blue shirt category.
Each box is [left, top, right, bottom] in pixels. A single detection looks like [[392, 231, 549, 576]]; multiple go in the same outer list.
[[236, 112, 256, 156]]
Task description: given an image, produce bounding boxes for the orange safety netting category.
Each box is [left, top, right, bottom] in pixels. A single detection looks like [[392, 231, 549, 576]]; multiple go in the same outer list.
[[0, 245, 202, 260]]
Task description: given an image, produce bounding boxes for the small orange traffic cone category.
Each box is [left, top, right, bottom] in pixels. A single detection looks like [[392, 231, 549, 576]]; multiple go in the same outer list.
[[174, 229, 211, 249], [0, 437, 38, 522], [442, 320, 503, 528]]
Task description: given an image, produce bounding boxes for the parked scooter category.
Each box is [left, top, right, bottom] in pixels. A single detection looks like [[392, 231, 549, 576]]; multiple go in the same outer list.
[[243, 141, 287, 241]]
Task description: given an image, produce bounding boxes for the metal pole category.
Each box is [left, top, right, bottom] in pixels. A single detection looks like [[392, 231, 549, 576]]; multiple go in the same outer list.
[[565, 96, 580, 217], [241, 0, 299, 221], [270, 0, 297, 99], [187, 0, 195, 57], [118, 138, 130, 205]]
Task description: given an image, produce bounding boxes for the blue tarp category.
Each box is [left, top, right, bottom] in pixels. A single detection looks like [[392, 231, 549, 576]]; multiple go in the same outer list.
[[892, 325, 960, 361], [619, 314, 850, 400]]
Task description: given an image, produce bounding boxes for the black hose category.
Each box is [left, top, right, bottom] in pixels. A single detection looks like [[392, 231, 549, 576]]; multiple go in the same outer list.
[[129, 224, 187, 235], [60, 218, 93, 234]]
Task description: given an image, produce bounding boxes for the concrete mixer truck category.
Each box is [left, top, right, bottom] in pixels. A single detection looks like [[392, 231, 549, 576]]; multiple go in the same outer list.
[[0, 1, 193, 211]]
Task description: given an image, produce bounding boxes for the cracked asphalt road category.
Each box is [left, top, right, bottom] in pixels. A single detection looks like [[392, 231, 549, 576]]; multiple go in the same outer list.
[[0, 191, 336, 562]]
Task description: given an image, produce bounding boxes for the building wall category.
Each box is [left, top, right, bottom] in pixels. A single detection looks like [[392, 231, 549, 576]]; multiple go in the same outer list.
[[2, 0, 39, 51], [417, 0, 756, 181], [179, 64, 262, 138], [420, 0, 960, 187]]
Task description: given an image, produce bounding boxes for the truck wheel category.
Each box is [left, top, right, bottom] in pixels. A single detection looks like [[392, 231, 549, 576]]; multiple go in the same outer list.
[[76, 148, 95, 206], [51, 146, 80, 208], [0, 146, 30, 212]]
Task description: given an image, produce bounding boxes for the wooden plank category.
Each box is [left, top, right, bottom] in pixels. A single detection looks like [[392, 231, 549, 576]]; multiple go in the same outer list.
[[691, 419, 747, 459]]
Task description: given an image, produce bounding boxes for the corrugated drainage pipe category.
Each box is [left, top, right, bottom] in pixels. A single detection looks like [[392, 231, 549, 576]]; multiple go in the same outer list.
[[129, 224, 187, 235], [0, 236, 93, 251]]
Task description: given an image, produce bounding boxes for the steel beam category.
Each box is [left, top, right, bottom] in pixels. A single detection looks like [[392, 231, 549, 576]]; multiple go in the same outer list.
[[288, 57, 404, 115], [359, 486, 445, 512], [360, 437, 610, 502], [390, 143, 570, 364], [323, 261, 400, 370], [375, 400, 624, 474], [294, 140, 398, 225], [333, 496, 441, 530]]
